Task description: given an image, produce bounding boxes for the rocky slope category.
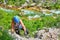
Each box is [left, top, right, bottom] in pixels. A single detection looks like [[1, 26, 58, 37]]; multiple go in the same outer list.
[[8, 28, 60, 40]]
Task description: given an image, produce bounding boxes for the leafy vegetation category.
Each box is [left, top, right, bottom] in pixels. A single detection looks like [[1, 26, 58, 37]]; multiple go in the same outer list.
[[0, 8, 19, 29], [0, 0, 26, 6], [0, 0, 60, 39], [0, 7, 60, 37], [0, 8, 19, 40], [0, 30, 13, 40], [0, 0, 60, 9]]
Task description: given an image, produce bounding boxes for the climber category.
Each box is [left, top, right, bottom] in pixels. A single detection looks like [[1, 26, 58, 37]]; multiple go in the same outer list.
[[11, 16, 29, 35]]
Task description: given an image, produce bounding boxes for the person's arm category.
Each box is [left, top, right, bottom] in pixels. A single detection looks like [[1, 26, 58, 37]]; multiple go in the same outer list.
[[20, 19, 26, 32], [11, 20, 15, 32]]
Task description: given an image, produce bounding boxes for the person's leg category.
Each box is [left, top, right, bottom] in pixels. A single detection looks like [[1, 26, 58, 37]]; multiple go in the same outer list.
[[14, 26, 20, 35], [19, 25, 23, 35]]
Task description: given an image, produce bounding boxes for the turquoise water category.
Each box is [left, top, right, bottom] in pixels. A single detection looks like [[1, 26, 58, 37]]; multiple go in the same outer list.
[[0, 7, 60, 17], [0, 7, 14, 13]]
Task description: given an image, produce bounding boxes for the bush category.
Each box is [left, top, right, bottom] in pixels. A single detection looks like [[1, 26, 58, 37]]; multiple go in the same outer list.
[[0, 30, 13, 40]]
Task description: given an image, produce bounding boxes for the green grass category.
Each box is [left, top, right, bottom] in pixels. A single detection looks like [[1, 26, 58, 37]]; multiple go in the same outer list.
[[0, 30, 13, 40], [0, 8, 60, 38], [42, 2, 60, 9], [22, 15, 60, 36], [0, 8, 19, 40], [0, 8, 19, 29]]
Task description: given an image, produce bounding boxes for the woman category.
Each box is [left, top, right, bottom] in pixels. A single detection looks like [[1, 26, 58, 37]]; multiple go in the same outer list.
[[11, 16, 28, 35]]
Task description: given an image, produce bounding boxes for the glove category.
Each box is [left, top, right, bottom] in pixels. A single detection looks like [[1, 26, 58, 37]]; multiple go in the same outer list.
[[24, 31, 27, 35], [24, 29, 29, 35]]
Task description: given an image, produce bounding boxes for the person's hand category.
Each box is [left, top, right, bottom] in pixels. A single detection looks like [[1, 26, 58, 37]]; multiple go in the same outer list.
[[24, 31, 27, 35], [24, 29, 29, 35], [11, 29, 15, 34]]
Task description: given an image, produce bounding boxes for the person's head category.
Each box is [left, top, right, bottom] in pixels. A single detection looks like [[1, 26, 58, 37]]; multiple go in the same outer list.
[[13, 16, 20, 24]]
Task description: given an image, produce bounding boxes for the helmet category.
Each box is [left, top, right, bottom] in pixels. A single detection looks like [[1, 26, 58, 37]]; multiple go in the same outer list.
[[13, 16, 20, 23]]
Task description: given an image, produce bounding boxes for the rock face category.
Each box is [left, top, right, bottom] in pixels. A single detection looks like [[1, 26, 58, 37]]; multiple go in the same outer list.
[[21, 2, 28, 8], [34, 28, 60, 40], [8, 28, 60, 40], [30, 3, 36, 7], [8, 30, 41, 40]]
